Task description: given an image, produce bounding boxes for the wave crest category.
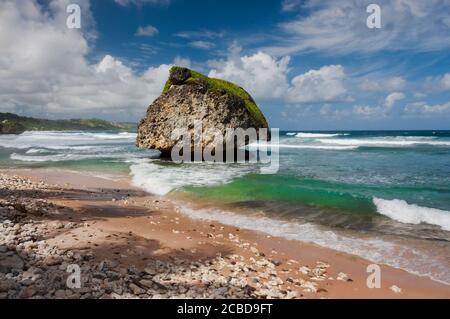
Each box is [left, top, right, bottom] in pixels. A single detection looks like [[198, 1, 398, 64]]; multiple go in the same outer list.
[[374, 197, 450, 231], [318, 138, 450, 147], [295, 133, 347, 138]]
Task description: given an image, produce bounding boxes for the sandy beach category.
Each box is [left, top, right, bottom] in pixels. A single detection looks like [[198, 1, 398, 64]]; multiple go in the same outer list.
[[1, 167, 449, 299]]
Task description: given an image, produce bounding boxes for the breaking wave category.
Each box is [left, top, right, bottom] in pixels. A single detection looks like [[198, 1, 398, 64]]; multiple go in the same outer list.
[[374, 197, 450, 231]]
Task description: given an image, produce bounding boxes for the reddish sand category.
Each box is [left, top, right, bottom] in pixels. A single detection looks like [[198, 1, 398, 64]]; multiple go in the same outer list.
[[3, 168, 450, 299]]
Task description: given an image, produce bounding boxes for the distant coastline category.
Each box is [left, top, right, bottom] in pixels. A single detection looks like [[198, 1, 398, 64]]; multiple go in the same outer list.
[[0, 112, 136, 133]]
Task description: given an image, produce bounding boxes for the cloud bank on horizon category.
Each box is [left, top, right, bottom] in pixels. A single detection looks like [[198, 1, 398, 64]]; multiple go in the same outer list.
[[0, 0, 449, 129]]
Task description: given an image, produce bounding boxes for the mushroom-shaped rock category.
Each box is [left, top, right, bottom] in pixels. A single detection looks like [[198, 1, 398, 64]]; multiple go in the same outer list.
[[136, 66, 269, 160]]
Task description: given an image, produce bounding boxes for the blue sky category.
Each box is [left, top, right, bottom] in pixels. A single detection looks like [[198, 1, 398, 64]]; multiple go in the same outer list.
[[88, 0, 286, 70], [1, 0, 450, 130]]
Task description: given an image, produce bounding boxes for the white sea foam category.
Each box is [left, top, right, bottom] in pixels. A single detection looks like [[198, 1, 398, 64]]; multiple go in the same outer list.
[[25, 148, 46, 154], [374, 197, 450, 231], [295, 133, 346, 138], [82, 132, 137, 140], [129, 159, 253, 195], [249, 143, 357, 150], [0, 131, 136, 150], [25, 146, 96, 153], [10, 152, 142, 162], [1, 131, 148, 162], [178, 205, 450, 284], [318, 138, 450, 147]]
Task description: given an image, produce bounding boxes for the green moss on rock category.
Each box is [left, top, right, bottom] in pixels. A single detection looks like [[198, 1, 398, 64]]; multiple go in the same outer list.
[[163, 66, 268, 128]]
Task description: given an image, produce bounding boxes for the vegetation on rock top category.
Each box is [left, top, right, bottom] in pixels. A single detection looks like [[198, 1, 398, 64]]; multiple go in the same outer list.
[[163, 66, 269, 128]]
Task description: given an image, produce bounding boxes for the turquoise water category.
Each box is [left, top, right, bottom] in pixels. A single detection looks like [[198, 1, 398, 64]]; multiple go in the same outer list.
[[1, 130, 450, 283], [183, 131, 450, 232]]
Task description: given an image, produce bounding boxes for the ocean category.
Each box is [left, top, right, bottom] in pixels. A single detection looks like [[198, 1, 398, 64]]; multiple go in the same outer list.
[[1, 130, 449, 284]]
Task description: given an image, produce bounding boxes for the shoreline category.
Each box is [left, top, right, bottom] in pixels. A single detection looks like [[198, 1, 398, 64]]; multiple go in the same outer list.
[[1, 167, 449, 299]]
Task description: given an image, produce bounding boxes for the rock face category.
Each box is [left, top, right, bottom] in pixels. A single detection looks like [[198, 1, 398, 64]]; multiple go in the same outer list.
[[0, 120, 26, 135], [136, 67, 269, 159]]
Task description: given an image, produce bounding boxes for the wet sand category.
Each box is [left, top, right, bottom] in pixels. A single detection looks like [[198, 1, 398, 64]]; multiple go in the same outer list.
[[2, 167, 450, 299]]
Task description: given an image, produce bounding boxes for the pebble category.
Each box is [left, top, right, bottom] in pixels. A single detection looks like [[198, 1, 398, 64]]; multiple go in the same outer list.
[[390, 285, 402, 294], [337, 272, 351, 282], [54, 289, 66, 298], [0, 173, 339, 299], [129, 283, 145, 295]]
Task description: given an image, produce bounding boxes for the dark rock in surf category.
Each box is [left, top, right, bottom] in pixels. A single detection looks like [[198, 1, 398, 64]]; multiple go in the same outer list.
[[136, 66, 269, 160], [0, 120, 26, 135]]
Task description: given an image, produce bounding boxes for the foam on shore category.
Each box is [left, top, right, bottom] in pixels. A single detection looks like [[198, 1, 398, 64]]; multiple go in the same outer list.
[[178, 204, 450, 285], [129, 159, 252, 195], [374, 197, 450, 231]]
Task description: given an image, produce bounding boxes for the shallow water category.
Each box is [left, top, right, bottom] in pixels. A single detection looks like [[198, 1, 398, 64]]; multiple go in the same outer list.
[[1, 130, 449, 283]]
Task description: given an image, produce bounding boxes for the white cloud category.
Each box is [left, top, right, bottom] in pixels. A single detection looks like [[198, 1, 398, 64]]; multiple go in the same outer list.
[[1, 1, 349, 121], [5, 0, 444, 126], [384, 92, 405, 109], [208, 46, 348, 104], [404, 101, 450, 114], [96, 55, 132, 78], [264, 0, 450, 55], [319, 104, 349, 118], [421, 103, 450, 114], [115, 0, 169, 6], [281, 0, 303, 12], [353, 92, 405, 117], [175, 30, 224, 39], [353, 105, 378, 117], [173, 56, 192, 68], [208, 48, 290, 100], [440, 73, 450, 90], [286, 65, 347, 103], [0, 0, 170, 120], [384, 77, 407, 91], [136, 25, 159, 37], [422, 73, 450, 93], [189, 41, 216, 50], [414, 92, 427, 98], [359, 77, 406, 92]]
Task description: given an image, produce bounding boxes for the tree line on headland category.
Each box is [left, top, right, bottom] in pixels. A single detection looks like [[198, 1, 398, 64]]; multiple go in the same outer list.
[[0, 113, 136, 134]]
